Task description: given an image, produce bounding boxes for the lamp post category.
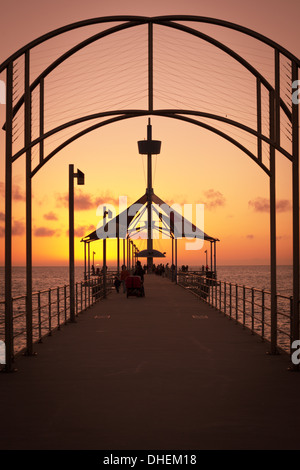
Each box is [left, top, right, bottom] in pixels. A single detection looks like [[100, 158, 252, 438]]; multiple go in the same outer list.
[[69, 164, 85, 323], [138, 119, 161, 271], [93, 251, 96, 272], [103, 207, 108, 298]]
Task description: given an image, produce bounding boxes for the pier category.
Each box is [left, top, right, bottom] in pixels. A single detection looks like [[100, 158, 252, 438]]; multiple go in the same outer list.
[[1, 274, 300, 450], [1, 14, 300, 451]]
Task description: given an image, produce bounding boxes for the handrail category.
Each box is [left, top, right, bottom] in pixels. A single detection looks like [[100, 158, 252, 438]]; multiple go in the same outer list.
[[0, 276, 112, 360], [176, 271, 292, 354]]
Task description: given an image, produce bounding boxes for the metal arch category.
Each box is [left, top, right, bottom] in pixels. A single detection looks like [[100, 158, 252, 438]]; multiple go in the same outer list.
[[1, 15, 299, 72], [2, 16, 293, 140], [4, 17, 292, 139], [11, 108, 293, 166], [0, 16, 150, 73], [3, 16, 293, 170], [30, 111, 270, 178], [31, 113, 143, 177], [4, 19, 148, 125], [157, 19, 292, 121], [154, 16, 300, 66]]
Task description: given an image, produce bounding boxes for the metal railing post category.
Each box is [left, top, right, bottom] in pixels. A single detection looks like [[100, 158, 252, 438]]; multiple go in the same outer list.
[[48, 289, 51, 335], [243, 285, 246, 327], [75, 283, 78, 316], [229, 282, 232, 319], [64, 285, 67, 323], [235, 284, 238, 323], [261, 289, 265, 340], [215, 279, 218, 308], [38, 291, 42, 342], [251, 287, 255, 333], [57, 287, 60, 329]]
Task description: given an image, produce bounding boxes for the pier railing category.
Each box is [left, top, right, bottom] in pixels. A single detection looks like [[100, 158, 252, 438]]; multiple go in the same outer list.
[[177, 272, 292, 355], [0, 273, 115, 361]]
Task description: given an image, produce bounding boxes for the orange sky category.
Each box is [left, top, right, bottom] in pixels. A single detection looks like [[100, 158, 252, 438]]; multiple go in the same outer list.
[[0, 0, 299, 267]]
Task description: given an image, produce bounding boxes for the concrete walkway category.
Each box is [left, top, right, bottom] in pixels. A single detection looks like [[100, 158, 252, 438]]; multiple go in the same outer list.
[[1, 275, 300, 450]]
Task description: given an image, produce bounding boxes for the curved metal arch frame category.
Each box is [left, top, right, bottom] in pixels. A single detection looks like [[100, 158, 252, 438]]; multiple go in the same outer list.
[[30, 111, 270, 178], [2, 16, 299, 371], [5, 17, 293, 166], [1, 14, 299, 72]]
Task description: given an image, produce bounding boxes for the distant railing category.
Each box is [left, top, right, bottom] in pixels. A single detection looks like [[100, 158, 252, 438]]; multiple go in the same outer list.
[[0, 273, 115, 361], [177, 272, 293, 355]]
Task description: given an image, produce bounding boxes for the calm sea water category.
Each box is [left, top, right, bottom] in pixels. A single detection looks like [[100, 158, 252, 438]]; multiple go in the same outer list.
[[0, 265, 293, 301]]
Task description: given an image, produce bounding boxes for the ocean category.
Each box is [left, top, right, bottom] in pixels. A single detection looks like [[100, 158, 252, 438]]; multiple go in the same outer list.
[[0, 265, 293, 301]]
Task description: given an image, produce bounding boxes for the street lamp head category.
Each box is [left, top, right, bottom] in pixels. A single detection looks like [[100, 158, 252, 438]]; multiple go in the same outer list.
[[138, 140, 161, 155], [77, 169, 85, 185]]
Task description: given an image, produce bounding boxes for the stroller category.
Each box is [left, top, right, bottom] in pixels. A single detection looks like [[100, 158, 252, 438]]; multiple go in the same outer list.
[[125, 275, 145, 298]]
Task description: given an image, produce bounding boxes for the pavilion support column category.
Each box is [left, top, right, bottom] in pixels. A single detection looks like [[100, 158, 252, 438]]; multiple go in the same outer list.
[[88, 242, 90, 306], [175, 238, 178, 284], [123, 238, 125, 267], [103, 238, 107, 298], [117, 236, 120, 275], [214, 241, 217, 276], [171, 236, 174, 282], [127, 238, 129, 270], [84, 241, 87, 280]]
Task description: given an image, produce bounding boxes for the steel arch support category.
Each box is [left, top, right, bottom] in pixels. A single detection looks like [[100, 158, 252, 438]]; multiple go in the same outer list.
[[269, 90, 277, 354], [291, 61, 300, 368], [25, 50, 34, 357], [4, 63, 14, 372]]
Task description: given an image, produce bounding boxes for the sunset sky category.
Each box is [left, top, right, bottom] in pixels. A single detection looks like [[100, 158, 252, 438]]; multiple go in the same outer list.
[[0, 0, 299, 267]]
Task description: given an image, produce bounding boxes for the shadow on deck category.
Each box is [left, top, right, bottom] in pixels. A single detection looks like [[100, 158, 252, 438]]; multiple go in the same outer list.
[[0, 274, 300, 450]]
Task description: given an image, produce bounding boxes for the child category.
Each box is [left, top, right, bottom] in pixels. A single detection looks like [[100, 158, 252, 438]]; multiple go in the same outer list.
[[114, 276, 121, 293]]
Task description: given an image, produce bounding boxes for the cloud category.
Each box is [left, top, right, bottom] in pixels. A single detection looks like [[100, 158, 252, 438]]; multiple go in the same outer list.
[[12, 221, 25, 236], [276, 200, 292, 212], [248, 197, 292, 213], [203, 189, 226, 210], [34, 227, 59, 237], [0, 182, 25, 202], [0, 219, 25, 237], [246, 234, 254, 239], [0, 212, 5, 221], [56, 190, 120, 211], [12, 185, 25, 202], [248, 197, 270, 212], [276, 235, 289, 240], [73, 224, 95, 237], [43, 211, 58, 221]]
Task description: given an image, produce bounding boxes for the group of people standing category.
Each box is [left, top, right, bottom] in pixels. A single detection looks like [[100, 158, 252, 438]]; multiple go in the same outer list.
[[114, 261, 145, 294]]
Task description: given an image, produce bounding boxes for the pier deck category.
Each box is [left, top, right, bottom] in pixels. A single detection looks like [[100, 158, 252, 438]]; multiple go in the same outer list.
[[1, 275, 300, 450]]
